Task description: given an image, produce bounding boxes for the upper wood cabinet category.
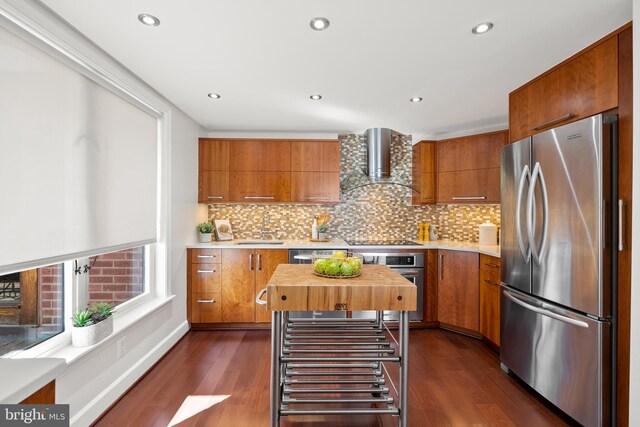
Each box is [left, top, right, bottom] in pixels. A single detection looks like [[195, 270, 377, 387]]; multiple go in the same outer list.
[[437, 250, 479, 332], [412, 141, 437, 205], [291, 140, 340, 171], [509, 36, 618, 142], [229, 171, 291, 202], [436, 131, 507, 204], [198, 138, 339, 204], [199, 139, 230, 171], [229, 139, 291, 171]]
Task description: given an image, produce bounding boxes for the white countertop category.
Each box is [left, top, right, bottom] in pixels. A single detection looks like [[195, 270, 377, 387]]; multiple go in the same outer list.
[[187, 238, 500, 258], [0, 358, 66, 403]]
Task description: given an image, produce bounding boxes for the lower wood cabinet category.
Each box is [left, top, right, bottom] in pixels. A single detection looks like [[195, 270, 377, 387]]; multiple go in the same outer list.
[[479, 254, 501, 347], [437, 250, 479, 331], [188, 248, 288, 325]]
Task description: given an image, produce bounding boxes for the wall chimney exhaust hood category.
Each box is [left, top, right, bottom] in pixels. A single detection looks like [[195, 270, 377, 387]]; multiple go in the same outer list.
[[340, 128, 418, 192]]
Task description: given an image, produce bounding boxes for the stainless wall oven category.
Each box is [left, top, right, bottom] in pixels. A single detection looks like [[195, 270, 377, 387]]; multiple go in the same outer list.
[[351, 252, 424, 322]]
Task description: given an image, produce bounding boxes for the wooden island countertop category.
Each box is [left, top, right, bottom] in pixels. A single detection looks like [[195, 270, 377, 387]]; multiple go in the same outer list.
[[266, 264, 417, 312]]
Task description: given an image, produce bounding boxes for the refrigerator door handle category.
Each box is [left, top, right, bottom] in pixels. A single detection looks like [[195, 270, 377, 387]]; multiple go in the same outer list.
[[503, 290, 589, 329], [515, 165, 531, 262], [526, 162, 549, 265]]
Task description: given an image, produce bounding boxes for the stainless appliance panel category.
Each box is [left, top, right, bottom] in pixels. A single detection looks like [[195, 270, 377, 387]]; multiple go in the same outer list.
[[530, 115, 609, 317], [500, 138, 532, 294], [501, 287, 611, 427]]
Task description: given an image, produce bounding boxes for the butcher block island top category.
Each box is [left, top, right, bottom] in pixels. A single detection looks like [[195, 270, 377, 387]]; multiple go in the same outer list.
[[266, 264, 417, 312]]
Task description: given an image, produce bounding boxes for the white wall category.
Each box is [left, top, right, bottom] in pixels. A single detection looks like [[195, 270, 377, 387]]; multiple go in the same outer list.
[[628, 2, 639, 425]]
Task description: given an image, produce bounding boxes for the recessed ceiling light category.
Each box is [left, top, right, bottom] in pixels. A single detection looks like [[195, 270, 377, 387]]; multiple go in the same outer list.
[[310, 17, 330, 31], [472, 22, 493, 35], [138, 13, 160, 27], [410, 97, 423, 103], [310, 94, 322, 100], [207, 93, 221, 99]]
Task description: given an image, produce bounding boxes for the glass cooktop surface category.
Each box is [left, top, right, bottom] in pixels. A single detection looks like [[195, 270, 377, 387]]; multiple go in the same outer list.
[[345, 239, 419, 246]]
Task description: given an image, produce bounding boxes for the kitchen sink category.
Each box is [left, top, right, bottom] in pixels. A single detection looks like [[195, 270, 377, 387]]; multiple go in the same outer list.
[[234, 240, 285, 245]]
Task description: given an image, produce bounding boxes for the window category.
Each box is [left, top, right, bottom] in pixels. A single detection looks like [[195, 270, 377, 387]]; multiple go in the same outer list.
[[0, 263, 64, 356], [87, 246, 146, 308]]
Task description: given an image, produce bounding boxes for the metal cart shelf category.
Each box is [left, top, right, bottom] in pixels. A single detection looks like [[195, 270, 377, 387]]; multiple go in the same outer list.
[[258, 264, 415, 427]]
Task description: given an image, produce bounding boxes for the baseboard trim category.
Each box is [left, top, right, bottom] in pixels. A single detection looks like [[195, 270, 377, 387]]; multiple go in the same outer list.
[[71, 320, 189, 427]]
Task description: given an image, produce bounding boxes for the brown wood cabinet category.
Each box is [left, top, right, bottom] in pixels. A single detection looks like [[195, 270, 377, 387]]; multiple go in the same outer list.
[[20, 380, 55, 404], [229, 140, 291, 171], [412, 141, 437, 204], [220, 249, 288, 323], [509, 36, 618, 142], [198, 138, 340, 204], [437, 250, 479, 332], [436, 131, 507, 204], [229, 171, 291, 202], [188, 249, 222, 323], [291, 140, 340, 172], [188, 248, 287, 325], [479, 254, 501, 347]]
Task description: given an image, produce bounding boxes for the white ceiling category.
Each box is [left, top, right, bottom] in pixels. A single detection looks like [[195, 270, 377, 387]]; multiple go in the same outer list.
[[41, 0, 631, 137]]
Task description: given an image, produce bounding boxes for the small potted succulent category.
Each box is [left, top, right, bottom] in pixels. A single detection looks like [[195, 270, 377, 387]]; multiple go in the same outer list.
[[71, 302, 114, 347], [196, 222, 214, 243], [316, 213, 331, 239]]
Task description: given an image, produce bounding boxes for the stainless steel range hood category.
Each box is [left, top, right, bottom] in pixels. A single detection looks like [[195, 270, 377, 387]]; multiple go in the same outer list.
[[341, 128, 418, 192]]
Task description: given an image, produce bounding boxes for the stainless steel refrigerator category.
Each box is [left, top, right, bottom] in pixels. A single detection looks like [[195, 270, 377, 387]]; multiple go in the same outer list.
[[500, 114, 618, 426]]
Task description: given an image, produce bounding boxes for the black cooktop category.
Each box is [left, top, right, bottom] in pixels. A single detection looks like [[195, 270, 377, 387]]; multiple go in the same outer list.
[[345, 239, 419, 246]]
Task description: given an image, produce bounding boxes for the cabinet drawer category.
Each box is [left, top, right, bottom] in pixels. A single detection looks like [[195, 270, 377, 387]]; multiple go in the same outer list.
[[480, 254, 500, 270], [191, 292, 222, 323], [480, 268, 500, 287], [191, 264, 221, 293], [190, 249, 221, 264]]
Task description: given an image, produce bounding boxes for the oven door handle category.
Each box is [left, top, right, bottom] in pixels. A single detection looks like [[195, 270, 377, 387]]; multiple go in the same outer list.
[[293, 254, 312, 260], [398, 271, 419, 277]]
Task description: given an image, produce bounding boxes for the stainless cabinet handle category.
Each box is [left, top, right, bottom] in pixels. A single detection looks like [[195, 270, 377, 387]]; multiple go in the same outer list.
[[531, 113, 574, 131], [516, 164, 531, 263], [244, 196, 275, 200], [452, 196, 486, 200], [484, 262, 499, 268], [196, 255, 215, 259], [484, 279, 499, 286], [439, 253, 444, 280], [503, 290, 588, 328], [257, 254, 262, 271], [249, 254, 253, 271], [256, 288, 267, 306], [619, 199, 624, 251], [207, 196, 224, 199], [197, 269, 215, 273], [197, 299, 216, 303], [304, 196, 330, 201]]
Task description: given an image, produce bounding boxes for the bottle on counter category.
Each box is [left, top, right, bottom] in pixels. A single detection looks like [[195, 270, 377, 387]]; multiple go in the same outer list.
[[312, 218, 319, 239]]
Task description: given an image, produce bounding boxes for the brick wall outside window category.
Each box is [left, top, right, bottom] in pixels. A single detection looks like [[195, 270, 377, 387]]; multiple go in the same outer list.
[[39, 264, 63, 331], [88, 247, 145, 307]]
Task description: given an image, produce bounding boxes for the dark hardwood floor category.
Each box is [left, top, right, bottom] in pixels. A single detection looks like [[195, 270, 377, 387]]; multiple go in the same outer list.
[[94, 329, 572, 427]]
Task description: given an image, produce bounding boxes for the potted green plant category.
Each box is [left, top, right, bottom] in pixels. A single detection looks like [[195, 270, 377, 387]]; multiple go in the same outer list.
[[316, 213, 331, 239], [196, 222, 214, 243], [71, 302, 114, 347]]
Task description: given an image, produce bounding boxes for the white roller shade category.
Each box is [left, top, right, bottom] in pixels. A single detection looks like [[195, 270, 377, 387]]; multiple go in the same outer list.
[[0, 24, 157, 275]]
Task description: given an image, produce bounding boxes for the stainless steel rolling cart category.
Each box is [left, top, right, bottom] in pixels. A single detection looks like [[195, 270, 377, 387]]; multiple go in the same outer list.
[[256, 264, 416, 426]]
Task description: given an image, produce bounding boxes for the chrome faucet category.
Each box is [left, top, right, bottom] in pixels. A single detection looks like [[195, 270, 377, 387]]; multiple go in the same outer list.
[[261, 211, 275, 239]]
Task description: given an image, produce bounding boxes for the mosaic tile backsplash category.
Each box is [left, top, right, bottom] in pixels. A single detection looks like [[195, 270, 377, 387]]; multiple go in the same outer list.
[[208, 134, 501, 242]]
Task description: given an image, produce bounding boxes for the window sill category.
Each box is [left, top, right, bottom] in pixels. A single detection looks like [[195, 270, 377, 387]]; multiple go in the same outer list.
[[38, 295, 176, 365], [0, 358, 66, 403]]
